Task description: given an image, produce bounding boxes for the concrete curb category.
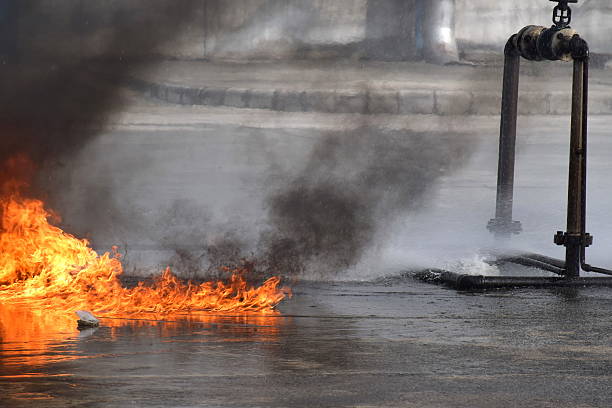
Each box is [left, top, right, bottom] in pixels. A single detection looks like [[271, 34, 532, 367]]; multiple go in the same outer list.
[[126, 76, 612, 116]]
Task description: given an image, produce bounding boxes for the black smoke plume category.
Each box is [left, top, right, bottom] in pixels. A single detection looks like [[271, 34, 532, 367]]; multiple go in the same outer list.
[[0, 0, 202, 179], [0, 1, 206, 260], [262, 127, 474, 277]]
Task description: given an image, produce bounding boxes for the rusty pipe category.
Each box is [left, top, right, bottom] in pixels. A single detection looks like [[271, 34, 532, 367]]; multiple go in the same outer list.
[[488, 37, 521, 238], [563, 58, 586, 277]]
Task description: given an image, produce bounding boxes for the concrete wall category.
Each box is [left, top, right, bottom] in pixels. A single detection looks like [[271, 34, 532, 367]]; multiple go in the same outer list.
[[204, 0, 374, 59], [202, 0, 612, 58], [8, 0, 612, 62], [365, 0, 416, 60], [13, 0, 417, 61]]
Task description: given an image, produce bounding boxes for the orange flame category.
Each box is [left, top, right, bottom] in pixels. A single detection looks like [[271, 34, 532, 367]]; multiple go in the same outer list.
[[0, 169, 289, 316]]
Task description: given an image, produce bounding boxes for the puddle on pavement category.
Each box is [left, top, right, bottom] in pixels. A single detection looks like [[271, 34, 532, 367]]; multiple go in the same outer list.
[[0, 303, 288, 369]]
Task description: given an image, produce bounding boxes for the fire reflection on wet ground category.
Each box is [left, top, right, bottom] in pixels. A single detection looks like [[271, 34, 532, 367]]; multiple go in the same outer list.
[[0, 303, 286, 370]]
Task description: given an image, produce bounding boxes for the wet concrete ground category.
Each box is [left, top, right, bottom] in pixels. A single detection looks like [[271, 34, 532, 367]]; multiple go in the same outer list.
[[3, 98, 612, 407], [2, 277, 612, 408]]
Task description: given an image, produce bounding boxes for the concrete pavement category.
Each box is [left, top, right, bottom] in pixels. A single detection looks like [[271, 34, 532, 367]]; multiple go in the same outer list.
[[2, 278, 612, 408]]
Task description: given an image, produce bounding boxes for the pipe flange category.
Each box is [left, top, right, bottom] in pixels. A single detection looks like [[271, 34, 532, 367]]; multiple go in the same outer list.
[[515, 25, 547, 61], [554, 231, 593, 247], [540, 27, 577, 61]]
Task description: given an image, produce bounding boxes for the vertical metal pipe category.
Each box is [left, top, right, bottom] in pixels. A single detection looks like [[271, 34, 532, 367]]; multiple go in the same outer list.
[[565, 58, 585, 277], [493, 38, 520, 238]]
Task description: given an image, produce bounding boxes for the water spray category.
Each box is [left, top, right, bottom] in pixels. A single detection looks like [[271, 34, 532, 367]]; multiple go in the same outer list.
[[420, 0, 612, 289]]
